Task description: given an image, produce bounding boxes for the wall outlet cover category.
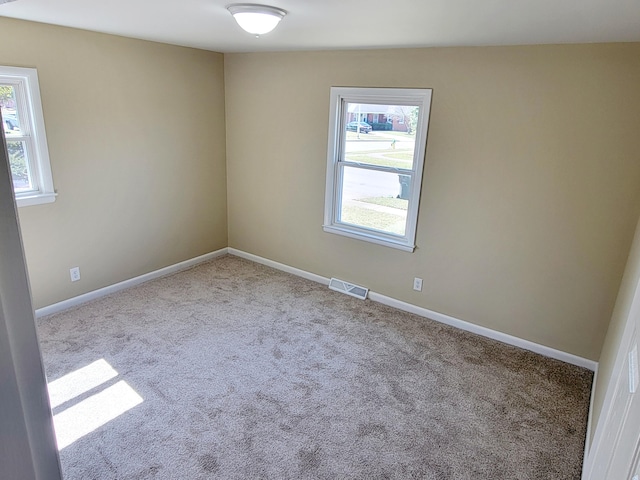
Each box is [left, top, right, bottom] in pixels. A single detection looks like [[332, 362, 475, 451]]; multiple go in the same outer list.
[[70, 267, 81, 282]]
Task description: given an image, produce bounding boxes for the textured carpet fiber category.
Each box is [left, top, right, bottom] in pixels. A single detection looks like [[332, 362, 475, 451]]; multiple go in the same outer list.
[[38, 255, 593, 479]]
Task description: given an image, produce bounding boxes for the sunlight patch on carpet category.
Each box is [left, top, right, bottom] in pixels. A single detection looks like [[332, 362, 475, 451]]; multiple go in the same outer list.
[[48, 359, 143, 450], [48, 359, 118, 409]]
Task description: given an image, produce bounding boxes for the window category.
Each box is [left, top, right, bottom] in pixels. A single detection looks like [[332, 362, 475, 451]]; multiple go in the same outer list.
[[323, 87, 432, 252], [1, 66, 55, 207]]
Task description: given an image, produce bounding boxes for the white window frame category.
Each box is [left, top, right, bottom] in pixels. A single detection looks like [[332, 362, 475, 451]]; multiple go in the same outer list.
[[1, 66, 56, 207], [323, 87, 432, 252]]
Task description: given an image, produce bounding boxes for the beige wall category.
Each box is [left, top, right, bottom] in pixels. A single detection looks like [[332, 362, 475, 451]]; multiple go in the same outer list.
[[590, 214, 640, 443], [225, 44, 640, 361], [0, 18, 228, 309]]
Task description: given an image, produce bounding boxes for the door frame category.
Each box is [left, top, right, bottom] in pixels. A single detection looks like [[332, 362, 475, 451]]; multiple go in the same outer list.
[[583, 269, 640, 479], [0, 112, 62, 478]]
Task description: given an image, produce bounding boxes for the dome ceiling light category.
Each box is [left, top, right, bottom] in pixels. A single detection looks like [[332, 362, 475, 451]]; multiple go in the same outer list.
[[227, 4, 287, 36]]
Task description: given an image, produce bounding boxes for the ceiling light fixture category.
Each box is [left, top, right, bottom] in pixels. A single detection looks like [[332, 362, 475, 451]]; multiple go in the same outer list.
[[227, 4, 287, 36]]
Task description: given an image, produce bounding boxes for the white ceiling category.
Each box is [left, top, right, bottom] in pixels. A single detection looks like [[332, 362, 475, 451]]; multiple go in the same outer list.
[[1, 0, 639, 53]]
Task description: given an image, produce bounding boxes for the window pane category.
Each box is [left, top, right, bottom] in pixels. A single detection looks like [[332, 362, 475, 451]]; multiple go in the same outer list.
[[1, 84, 22, 135], [339, 165, 409, 236], [7, 140, 34, 192], [344, 102, 418, 170]]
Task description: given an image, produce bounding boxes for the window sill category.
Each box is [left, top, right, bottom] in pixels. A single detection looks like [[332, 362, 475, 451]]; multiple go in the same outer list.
[[323, 224, 415, 252], [16, 192, 57, 208]]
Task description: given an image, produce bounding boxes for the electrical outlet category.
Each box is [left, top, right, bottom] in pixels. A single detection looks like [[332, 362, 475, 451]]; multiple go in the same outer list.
[[70, 267, 81, 282], [413, 277, 423, 292]]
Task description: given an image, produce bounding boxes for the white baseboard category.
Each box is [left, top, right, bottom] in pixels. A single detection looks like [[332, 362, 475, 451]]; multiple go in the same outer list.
[[228, 248, 597, 371], [35, 248, 229, 318], [368, 291, 598, 371], [229, 248, 330, 286], [36, 246, 598, 371]]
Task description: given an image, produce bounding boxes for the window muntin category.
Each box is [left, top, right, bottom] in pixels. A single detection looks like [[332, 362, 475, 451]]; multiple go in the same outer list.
[[1, 66, 55, 207], [324, 87, 432, 252]]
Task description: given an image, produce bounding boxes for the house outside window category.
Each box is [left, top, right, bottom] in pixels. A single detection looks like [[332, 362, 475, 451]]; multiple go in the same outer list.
[[1, 66, 56, 207], [323, 87, 432, 252]]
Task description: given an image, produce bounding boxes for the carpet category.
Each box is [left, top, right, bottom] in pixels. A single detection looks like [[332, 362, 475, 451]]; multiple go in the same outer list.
[[37, 255, 593, 479]]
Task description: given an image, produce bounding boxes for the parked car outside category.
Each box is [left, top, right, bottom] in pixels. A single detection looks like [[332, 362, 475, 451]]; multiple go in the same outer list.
[[3, 114, 19, 132], [346, 121, 372, 133]]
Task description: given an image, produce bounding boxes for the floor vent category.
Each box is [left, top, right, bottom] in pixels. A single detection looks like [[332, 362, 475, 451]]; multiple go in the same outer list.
[[328, 278, 368, 300]]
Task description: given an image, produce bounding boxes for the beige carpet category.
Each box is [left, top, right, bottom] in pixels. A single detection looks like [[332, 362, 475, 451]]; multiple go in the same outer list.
[[38, 255, 592, 479]]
